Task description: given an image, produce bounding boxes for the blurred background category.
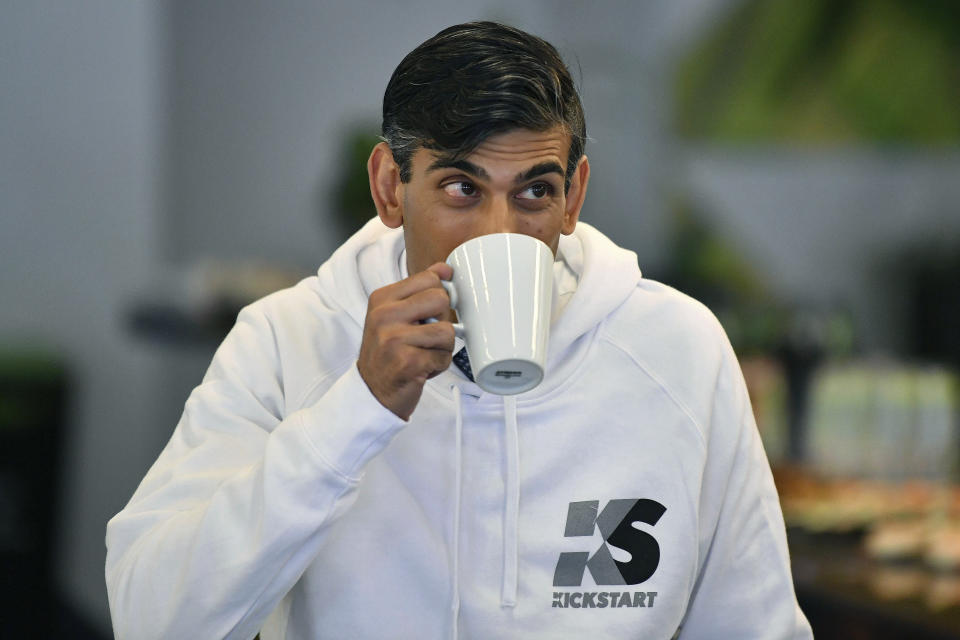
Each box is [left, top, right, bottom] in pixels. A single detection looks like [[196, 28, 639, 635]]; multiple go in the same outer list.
[[2, 0, 958, 637]]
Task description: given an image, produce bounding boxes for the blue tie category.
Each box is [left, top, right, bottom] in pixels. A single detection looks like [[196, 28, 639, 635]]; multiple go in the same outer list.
[[452, 347, 474, 382]]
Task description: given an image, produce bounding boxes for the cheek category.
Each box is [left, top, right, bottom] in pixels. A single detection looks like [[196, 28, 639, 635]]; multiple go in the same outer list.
[[519, 212, 563, 242]]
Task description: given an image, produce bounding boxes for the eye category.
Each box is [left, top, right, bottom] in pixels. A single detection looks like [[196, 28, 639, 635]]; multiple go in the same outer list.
[[516, 182, 553, 200], [442, 181, 479, 198]]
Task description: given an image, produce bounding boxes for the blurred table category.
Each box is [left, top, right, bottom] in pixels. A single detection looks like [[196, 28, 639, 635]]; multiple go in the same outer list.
[[790, 530, 960, 639]]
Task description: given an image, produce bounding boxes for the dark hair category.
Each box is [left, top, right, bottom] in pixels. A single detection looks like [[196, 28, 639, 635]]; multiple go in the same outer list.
[[381, 21, 586, 191]]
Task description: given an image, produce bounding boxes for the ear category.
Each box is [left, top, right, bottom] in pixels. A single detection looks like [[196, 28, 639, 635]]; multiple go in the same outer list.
[[561, 154, 590, 235], [367, 142, 404, 228]]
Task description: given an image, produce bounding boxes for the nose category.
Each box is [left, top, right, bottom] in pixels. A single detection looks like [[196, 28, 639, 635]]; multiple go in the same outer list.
[[481, 195, 519, 235]]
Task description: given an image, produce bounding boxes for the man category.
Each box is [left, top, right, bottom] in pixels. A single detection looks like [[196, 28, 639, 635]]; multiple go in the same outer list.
[[106, 22, 812, 639]]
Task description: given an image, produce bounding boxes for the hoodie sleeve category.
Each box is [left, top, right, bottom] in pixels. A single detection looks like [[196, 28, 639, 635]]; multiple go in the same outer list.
[[105, 305, 405, 640], [678, 338, 812, 639]]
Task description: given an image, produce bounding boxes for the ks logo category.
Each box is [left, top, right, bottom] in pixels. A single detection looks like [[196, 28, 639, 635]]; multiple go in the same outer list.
[[553, 499, 667, 587]]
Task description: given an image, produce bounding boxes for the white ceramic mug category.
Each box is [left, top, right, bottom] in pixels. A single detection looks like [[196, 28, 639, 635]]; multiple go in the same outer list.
[[439, 233, 554, 395]]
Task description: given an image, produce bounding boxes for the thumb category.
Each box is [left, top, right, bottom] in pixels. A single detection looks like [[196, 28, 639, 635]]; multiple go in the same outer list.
[[426, 261, 453, 281]]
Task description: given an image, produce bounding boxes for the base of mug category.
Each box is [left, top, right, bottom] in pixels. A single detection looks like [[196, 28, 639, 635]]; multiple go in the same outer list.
[[475, 359, 544, 395]]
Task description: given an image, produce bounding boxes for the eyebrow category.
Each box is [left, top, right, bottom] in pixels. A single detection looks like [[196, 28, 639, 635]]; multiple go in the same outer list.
[[427, 158, 490, 180], [517, 161, 565, 183], [426, 158, 565, 184]]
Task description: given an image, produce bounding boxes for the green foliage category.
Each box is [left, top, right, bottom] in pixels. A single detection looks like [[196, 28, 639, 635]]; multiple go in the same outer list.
[[670, 199, 768, 304], [331, 125, 382, 237], [0, 346, 64, 383], [669, 198, 777, 353], [675, 0, 960, 143], [0, 346, 67, 433]]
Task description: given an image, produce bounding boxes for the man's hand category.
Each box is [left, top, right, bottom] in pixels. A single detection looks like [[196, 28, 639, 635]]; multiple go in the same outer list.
[[357, 263, 456, 420]]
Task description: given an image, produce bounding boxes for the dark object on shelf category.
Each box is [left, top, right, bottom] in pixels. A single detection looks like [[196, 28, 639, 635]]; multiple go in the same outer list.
[[0, 348, 70, 636], [126, 262, 306, 348], [128, 301, 237, 347], [906, 245, 960, 368]]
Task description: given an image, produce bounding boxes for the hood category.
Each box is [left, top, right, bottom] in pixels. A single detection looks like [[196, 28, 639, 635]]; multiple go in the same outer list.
[[315, 216, 643, 372]]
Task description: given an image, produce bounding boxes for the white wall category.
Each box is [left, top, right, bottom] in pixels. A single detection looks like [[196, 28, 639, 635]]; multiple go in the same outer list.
[[1, 2, 163, 633]]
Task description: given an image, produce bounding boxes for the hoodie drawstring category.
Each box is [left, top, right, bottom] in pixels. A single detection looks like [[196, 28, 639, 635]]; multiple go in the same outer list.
[[502, 395, 520, 608], [451, 386, 463, 640], [450, 387, 521, 639]]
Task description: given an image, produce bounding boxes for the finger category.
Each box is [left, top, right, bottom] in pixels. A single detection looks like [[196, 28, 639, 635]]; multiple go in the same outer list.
[[426, 353, 454, 379], [400, 321, 456, 352], [393, 343, 453, 382], [378, 321, 455, 354], [425, 262, 453, 281], [376, 267, 446, 303], [378, 287, 452, 325], [421, 345, 454, 379]]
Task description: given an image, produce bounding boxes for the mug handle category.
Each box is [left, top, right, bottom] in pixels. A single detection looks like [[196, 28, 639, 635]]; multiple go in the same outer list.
[[424, 280, 465, 338]]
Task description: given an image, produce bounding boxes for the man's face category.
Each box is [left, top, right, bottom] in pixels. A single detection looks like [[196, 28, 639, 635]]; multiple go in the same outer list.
[[395, 127, 587, 276]]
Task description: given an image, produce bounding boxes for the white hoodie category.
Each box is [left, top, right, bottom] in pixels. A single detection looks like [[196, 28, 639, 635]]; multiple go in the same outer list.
[[105, 219, 812, 639]]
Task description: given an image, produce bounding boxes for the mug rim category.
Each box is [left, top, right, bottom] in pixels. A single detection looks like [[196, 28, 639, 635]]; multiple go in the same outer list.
[[444, 232, 551, 263]]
